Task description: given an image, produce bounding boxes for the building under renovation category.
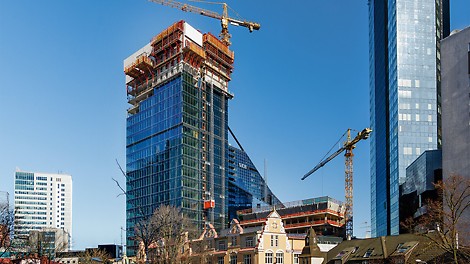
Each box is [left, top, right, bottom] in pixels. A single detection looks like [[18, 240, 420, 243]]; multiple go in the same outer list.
[[124, 20, 235, 255], [237, 196, 345, 238]]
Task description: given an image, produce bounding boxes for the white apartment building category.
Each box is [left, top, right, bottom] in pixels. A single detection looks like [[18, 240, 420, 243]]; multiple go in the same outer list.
[[14, 171, 72, 248]]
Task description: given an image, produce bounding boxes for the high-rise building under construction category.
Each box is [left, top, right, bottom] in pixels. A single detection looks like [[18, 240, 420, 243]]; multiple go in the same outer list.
[[124, 21, 234, 255]]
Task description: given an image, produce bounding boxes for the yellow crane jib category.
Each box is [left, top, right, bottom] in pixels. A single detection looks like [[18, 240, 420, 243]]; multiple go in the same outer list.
[[149, 0, 260, 46]]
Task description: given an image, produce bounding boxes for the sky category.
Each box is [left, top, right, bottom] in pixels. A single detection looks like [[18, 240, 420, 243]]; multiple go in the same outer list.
[[0, 0, 469, 250]]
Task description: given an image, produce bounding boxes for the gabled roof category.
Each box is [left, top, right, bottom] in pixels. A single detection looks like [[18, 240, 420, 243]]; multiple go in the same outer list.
[[267, 207, 280, 219], [323, 233, 447, 263], [198, 223, 218, 239]]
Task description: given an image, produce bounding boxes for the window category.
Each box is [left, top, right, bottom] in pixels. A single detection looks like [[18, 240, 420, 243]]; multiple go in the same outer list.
[[363, 248, 374, 258], [230, 254, 236, 264], [218, 240, 226, 250], [231, 236, 237, 246], [243, 254, 251, 264], [404, 147, 412, 155], [294, 254, 300, 264], [265, 252, 273, 264], [270, 235, 278, 247], [416, 148, 421, 155], [245, 236, 253, 247], [276, 252, 284, 264], [218, 256, 224, 264]]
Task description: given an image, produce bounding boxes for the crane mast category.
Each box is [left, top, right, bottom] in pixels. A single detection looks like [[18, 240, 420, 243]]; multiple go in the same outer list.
[[302, 128, 372, 240], [149, 0, 260, 46]]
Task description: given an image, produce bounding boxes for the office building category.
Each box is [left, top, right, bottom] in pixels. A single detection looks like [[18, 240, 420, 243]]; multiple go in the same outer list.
[[29, 228, 70, 254], [399, 149, 442, 231], [227, 145, 281, 220], [441, 26, 470, 180], [124, 21, 233, 255], [14, 171, 72, 248], [441, 26, 470, 231], [368, 0, 449, 236]]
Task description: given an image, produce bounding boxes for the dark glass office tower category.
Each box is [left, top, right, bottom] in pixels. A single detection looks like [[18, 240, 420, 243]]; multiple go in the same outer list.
[[227, 146, 281, 220], [124, 21, 233, 255], [368, 0, 449, 236]]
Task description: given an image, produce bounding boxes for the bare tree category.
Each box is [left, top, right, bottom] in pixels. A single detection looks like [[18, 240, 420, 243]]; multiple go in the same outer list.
[[188, 238, 213, 264], [0, 201, 13, 257], [113, 160, 195, 263], [150, 205, 193, 264], [134, 213, 159, 264], [78, 248, 111, 264], [402, 174, 470, 263], [134, 205, 194, 264]]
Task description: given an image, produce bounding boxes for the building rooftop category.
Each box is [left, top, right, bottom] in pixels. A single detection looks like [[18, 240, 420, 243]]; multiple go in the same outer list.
[[237, 196, 344, 220]]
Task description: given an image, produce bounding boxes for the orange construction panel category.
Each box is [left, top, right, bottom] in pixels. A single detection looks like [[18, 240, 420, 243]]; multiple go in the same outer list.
[[204, 200, 215, 209]]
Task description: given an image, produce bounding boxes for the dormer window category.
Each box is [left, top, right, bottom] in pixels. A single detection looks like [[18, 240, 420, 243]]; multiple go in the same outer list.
[[363, 248, 374, 258]]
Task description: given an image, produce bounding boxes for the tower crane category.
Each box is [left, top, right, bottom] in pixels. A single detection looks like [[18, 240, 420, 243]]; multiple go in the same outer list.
[[149, 0, 261, 46], [301, 128, 372, 240]]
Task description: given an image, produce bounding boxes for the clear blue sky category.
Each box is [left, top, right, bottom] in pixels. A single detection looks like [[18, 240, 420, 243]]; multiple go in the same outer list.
[[0, 0, 469, 250]]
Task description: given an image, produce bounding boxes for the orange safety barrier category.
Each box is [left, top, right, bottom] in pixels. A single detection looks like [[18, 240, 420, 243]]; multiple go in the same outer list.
[[151, 20, 184, 46], [124, 54, 153, 78], [184, 41, 206, 59], [240, 209, 343, 225], [203, 33, 234, 59]]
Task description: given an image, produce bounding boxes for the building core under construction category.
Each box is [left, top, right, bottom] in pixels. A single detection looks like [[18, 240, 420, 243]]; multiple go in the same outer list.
[[124, 21, 234, 255]]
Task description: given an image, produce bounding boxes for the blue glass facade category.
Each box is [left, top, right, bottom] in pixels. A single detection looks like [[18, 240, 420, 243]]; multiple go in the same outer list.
[[369, 0, 390, 237], [126, 73, 230, 254], [369, 0, 449, 236], [227, 146, 280, 220]]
